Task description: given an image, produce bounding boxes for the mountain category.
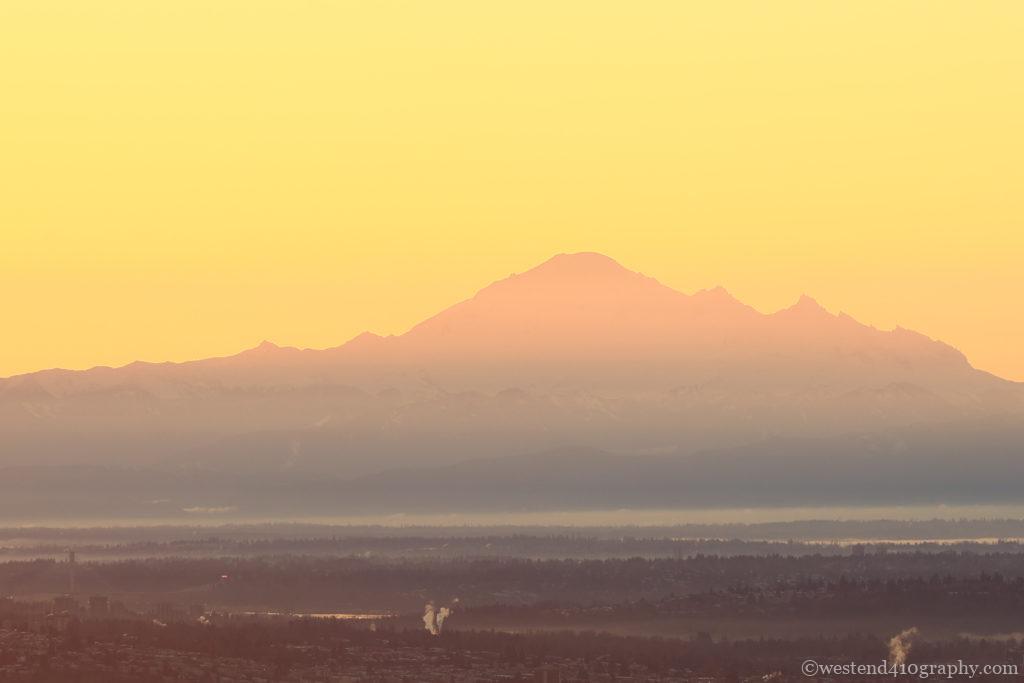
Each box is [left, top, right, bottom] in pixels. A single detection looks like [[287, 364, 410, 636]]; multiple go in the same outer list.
[[0, 252, 1021, 517]]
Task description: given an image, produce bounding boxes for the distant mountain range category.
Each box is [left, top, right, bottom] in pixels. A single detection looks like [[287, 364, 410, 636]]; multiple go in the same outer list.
[[1, 252, 1021, 518]]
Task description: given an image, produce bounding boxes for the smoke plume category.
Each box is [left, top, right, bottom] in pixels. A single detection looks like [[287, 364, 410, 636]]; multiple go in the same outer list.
[[888, 627, 919, 666], [423, 598, 458, 636], [422, 602, 437, 635]]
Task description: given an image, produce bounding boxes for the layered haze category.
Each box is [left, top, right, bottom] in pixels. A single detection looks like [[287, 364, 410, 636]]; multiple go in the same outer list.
[[1, 253, 1021, 519]]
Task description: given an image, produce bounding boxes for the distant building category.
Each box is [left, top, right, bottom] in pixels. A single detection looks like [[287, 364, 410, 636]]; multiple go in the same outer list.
[[89, 595, 109, 615], [45, 611, 75, 632], [154, 602, 178, 621], [67, 550, 77, 595], [535, 666, 561, 683], [53, 595, 78, 614]]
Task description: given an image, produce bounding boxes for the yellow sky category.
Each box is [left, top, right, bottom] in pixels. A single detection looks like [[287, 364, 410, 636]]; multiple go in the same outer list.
[[1, 1, 1022, 380]]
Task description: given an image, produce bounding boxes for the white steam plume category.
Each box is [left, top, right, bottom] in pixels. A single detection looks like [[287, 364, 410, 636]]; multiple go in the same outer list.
[[424, 598, 458, 636], [888, 627, 919, 666], [422, 602, 438, 635], [436, 607, 451, 633]]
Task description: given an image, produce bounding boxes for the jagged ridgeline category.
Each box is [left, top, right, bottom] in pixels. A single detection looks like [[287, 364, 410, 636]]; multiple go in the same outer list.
[[1, 253, 1022, 517]]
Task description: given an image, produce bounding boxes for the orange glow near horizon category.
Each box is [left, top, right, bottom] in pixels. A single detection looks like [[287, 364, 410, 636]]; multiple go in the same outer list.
[[1, 2, 1022, 380]]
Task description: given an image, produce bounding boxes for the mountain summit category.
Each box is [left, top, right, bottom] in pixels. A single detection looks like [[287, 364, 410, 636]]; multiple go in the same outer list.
[[320, 252, 991, 394], [390, 252, 759, 374], [1, 251, 1011, 396], [0, 252, 1019, 484]]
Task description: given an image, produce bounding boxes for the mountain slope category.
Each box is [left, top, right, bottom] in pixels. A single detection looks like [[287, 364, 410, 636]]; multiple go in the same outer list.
[[0, 252, 1019, 480]]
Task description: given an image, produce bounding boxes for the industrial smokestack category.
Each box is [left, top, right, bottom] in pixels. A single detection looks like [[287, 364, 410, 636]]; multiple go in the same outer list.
[[67, 549, 76, 596]]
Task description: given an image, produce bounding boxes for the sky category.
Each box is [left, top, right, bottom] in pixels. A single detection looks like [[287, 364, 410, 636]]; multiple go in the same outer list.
[[1, 1, 1022, 381]]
